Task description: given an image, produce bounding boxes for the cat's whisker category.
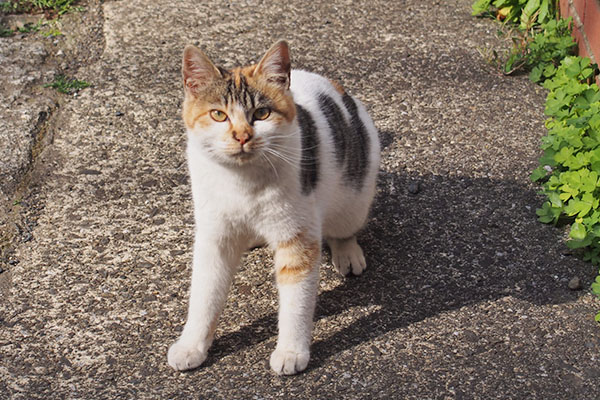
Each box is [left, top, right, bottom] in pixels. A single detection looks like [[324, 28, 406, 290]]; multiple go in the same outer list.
[[264, 148, 316, 167], [261, 153, 280, 180], [265, 147, 303, 160], [266, 148, 316, 164], [263, 146, 301, 160], [263, 149, 298, 167], [269, 142, 319, 153]]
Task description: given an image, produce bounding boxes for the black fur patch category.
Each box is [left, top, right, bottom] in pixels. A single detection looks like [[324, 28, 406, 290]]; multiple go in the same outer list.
[[296, 104, 320, 195], [342, 93, 369, 189], [318, 94, 348, 166]]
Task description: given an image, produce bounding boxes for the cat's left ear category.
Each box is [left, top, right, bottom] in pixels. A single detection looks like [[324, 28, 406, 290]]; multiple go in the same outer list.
[[182, 45, 223, 95], [255, 40, 291, 89]]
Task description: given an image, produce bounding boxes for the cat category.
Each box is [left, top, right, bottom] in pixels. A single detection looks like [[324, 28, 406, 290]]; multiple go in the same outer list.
[[167, 40, 380, 375]]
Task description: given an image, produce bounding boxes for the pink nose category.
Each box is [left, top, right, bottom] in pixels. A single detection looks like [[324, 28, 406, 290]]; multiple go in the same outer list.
[[234, 131, 252, 145]]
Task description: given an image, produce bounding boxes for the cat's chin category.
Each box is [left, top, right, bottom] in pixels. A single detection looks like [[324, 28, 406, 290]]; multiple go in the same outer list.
[[223, 150, 258, 165]]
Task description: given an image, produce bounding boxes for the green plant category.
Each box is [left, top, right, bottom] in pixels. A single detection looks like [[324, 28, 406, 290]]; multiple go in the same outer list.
[[472, 0, 556, 30], [0, 0, 79, 15], [531, 56, 600, 318], [17, 21, 40, 33], [44, 74, 89, 94], [473, 0, 574, 83], [0, 1, 19, 12], [0, 24, 13, 36], [40, 24, 60, 36], [510, 18, 576, 82]]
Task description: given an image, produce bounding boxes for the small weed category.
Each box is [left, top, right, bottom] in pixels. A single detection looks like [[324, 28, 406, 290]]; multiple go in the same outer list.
[[0, 1, 19, 12], [44, 74, 89, 94], [478, 18, 576, 83], [40, 25, 60, 36], [0, 0, 79, 16], [17, 21, 40, 33], [472, 0, 556, 30], [473, 0, 575, 83], [0, 25, 13, 36]]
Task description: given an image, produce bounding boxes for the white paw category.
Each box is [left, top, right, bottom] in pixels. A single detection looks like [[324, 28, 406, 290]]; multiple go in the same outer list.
[[329, 237, 367, 276], [167, 340, 208, 371], [270, 348, 310, 375]]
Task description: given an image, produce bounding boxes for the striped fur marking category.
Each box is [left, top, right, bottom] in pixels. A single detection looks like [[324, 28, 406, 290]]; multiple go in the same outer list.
[[296, 104, 320, 195], [341, 93, 370, 189], [275, 233, 320, 285], [318, 94, 348, 166], [223, 68, 259, 114]]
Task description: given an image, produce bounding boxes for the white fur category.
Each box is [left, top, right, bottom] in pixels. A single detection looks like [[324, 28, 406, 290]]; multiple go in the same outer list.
[[168, 69, 380, 374]]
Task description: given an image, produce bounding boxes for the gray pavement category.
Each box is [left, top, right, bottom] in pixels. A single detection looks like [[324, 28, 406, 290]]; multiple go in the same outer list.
[[1, 0, 599, 398]]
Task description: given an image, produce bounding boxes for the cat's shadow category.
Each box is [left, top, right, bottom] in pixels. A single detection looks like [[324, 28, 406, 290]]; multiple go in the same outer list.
[[203, 131, 592, 371]]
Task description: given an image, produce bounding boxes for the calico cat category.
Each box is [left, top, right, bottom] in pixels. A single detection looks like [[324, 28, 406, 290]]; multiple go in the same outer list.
[[167, 40, 380, 375]]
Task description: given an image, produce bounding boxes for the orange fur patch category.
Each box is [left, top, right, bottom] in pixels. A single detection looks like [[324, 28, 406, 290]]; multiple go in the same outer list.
[[243, 65, 296, 122], [206, 317, 219, 343], [182, 97, 212, 129], [329, 79, 345, 95], [275, 233, 320, 285]]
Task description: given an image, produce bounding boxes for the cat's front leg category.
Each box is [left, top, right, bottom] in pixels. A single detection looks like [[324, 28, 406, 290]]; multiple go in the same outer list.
[[270, 233, 321, 375], [168, 233, 242, 371]]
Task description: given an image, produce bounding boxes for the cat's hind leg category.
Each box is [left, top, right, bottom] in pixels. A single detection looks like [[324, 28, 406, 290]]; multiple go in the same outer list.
[[327, 236, 366, 276]]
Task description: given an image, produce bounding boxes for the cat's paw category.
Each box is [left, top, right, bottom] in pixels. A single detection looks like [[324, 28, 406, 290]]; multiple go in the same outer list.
[[167, 340, 208, 371], [270, 348, 310, 375], [328, 236, 367, 276]]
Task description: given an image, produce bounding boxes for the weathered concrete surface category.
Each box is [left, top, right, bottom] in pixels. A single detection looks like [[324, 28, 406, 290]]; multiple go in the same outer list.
[[1, 0, 599, 398], [0, 38, 54, 201], [0, 28, 56, 255], [0, 4, 104, 268]]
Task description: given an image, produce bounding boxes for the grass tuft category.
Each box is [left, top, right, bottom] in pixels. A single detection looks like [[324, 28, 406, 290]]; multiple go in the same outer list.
[[44, 74, 90, 94], [0, 0, 80, 16]]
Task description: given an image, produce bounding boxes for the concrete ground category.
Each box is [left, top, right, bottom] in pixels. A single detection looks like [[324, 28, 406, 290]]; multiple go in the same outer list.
[[1, 0, 599, 398]]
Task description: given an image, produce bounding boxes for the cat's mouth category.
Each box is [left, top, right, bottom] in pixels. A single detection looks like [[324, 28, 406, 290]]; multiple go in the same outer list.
[[228, 147, 256, 163]]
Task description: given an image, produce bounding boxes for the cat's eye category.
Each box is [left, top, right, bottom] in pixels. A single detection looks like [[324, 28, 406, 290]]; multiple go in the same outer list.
[[253, 107, 271, 121], [210, 110, 228, 122]]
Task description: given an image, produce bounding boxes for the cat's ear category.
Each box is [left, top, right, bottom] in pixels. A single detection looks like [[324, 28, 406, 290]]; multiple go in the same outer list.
[[182, 45, 222, 94], [255, 40, 291, 89]]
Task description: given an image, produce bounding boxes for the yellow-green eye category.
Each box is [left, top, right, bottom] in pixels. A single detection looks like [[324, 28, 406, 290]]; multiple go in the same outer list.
[[210, 110, 228, 122], [253, 107, 271, 121]]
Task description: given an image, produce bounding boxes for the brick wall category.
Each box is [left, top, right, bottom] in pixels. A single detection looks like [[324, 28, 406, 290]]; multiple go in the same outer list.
[[560, 0, 600, 67]]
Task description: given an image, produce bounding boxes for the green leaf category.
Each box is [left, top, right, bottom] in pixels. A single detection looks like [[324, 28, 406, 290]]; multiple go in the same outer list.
[[539, 149, 557, 166], [520, 0, 540, 28], [569, 221, 587, 240], [538, 0, 550, 23], [530, 166, 547, 182], [472, 0, 492, 14], [543, 64, 557, 78], [559, 191, 573, 202], [567, 236, 593, 249], [529, 65, 543, 83], [548, 191, 563, 207], [536, 201, 560, 224], [554, 146, 573, 164]]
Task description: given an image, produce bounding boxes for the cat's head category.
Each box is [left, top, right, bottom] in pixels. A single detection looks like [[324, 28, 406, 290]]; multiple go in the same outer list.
[[182, 40, 296, 166]]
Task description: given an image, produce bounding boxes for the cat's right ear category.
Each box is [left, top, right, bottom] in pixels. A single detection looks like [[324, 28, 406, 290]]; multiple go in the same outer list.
[[182, 45, 222, 95]]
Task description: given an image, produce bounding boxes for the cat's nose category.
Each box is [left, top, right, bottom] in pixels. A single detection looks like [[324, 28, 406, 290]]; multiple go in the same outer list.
[[233, 130, 253, 145]]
